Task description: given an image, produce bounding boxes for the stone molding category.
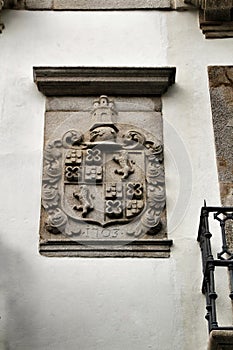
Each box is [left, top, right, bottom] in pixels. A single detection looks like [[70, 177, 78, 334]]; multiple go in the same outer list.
[[3, 0, 189, 10], [208, 330, 233, 350], [3, 0, 20, 8], [33, 67, 176, 97], [186, 0, 233, 38], [191, 0, 233, 21]]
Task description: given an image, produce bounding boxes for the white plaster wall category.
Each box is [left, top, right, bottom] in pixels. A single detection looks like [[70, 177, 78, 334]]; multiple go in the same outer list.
[[0, 9, 232, 350]]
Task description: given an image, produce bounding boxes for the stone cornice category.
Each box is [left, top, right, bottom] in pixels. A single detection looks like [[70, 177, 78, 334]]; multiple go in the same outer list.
[[186, 0, 233, 38], [188, 0, 233, 21], [33, 67, 176, 97], [3, 0, 19, 8], [1, 0, 190, 10], [208, 330, 233, 350]]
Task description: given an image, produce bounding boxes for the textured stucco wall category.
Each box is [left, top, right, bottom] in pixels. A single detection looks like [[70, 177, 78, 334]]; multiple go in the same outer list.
[[0, 9, 232, 350]]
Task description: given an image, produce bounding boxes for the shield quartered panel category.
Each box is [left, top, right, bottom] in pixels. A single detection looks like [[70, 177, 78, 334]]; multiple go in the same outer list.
[[61, 144, 146, 227]]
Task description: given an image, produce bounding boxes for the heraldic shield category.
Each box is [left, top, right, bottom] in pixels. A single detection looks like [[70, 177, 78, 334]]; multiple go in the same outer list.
[[62, 144, 146, 227], [42, 95, 166, 239]]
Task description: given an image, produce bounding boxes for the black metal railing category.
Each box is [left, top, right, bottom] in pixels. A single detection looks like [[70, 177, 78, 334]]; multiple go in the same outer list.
[[198, 202, 233, 333]]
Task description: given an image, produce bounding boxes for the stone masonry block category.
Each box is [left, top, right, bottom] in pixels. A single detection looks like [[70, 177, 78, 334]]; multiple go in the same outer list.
[[53, 0, 171, 10], [26, 0, 53, 9]]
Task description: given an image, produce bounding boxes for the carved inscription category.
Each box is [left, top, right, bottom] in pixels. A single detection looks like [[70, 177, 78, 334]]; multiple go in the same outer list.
[[42, 95, 166, 238]]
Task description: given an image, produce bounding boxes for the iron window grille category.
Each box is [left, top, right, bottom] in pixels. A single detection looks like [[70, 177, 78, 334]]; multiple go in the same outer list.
[[198, 202, 233, 333]]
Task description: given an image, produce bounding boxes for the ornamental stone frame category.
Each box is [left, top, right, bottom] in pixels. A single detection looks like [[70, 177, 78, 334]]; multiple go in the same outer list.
[[34, 67, 175, 258]]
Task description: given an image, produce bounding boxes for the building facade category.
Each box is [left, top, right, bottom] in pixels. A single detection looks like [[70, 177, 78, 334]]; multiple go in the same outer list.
[[0, 2, 233, 350]]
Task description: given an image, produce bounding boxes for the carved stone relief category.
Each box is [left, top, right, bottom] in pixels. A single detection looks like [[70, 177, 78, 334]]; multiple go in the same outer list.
[[34, 66, 175, 257], [40, 96, 170, 257]]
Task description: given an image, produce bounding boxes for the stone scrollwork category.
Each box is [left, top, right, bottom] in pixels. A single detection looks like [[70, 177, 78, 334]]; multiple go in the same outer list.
[[45, 208, 68, 235], [42, 138, 66, 234], [123, 130, 146, 149], [62, 130, 83, 148], [128, 142, 165, 237]]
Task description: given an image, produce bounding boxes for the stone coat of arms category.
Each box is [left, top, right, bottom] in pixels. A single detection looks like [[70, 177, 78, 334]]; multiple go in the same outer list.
[[42, 96, 165, 240]]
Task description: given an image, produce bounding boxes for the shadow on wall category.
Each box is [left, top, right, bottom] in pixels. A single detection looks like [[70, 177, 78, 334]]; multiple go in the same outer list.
[[0, 240, 37, 349]]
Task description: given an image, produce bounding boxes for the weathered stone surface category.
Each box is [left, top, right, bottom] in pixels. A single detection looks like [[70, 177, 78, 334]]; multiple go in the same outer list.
[[170, 0, 190, 9], [25, 0, 53, 9], [208, 67, 233, 182], [34, 67, 175, 258], [2, 0, 24, 8], [208, 330, 233, 350], [208, 66, 233, 250], [53, 0, 171, 10], [46, 96, 162, 112], [187, 0, 233, 20]]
